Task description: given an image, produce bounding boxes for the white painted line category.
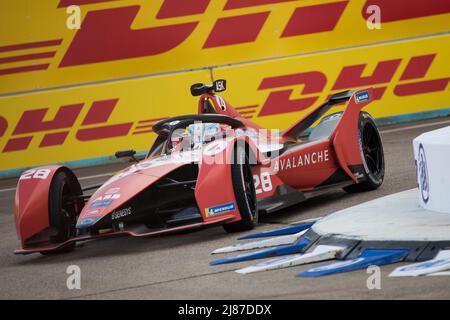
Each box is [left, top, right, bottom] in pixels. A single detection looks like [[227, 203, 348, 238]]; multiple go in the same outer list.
[[381, 119, 450, 134], [236, 245, 343, 274], [290, 217, 323, 225], [0, 172, 114, 193], [78, 172, 114, 181], [389, 250, 450, 277], [0, 187, 16, 194], [211, 229, 308, 254], [427, 271, 450, 276]]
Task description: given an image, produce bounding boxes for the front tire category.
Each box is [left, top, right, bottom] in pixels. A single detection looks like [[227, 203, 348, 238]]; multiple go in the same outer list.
[[344, 112, 385, 193], [223, 144, 258, 233], [41, 169, 84, 255]]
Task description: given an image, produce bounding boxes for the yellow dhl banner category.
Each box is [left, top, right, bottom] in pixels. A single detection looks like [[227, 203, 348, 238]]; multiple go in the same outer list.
[[0, 34, 449, 173], [1, 0, 450, 94], [213, 34, 450, 130], [0, 69, 211, 171]]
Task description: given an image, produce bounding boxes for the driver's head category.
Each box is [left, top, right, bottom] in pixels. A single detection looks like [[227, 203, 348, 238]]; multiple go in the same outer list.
[[189, 122, 221, 145], [171, 123, 230, 152]]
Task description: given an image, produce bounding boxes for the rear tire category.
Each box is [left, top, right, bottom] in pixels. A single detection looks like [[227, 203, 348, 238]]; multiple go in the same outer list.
[[40, 169, 84, 255], [343, 112, 384, 193], [223, 143, 258, 233]]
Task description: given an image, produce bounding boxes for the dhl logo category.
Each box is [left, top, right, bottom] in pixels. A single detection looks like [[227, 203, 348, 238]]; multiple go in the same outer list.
[[249, 53, 450, 117], [1, 0, 449, 77], [1, 53, 448, 154], [0, 100, 166, 153]]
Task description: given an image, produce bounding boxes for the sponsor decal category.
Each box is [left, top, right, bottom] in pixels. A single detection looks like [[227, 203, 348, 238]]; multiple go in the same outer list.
[[111, 207, 132, 220], [215, 94, 227, 111], [104, 187, 120, 195], [80, 218, 94, 226], [92, 194, 120, 202], [354, 90, 371, 103], [19, 168, 52, 180], [253, 172, 273, 195], [214, 79, 226, 92], [274, 150, 329, 172], [84, 209, 103, 217], [91, 199, 113, 208], [205, 202, 236, 217], [354, 172, 365, 179], [418, 143, 429, 203]]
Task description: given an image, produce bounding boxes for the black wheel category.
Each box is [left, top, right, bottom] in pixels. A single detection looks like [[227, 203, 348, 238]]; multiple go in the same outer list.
[[223, 143, 258, 233], [344, 112, 384, 193], [40, 169, 84, 255]]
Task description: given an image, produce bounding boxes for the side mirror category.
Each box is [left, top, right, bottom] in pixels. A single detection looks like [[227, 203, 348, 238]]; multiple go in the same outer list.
[[190, 79, 227, 96], [190, 83, 210, 96], [115, 149, 137, 162]]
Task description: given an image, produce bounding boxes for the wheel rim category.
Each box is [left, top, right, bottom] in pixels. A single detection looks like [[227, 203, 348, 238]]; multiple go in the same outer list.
[[58, 184, 78, 240], [362, 122, 383, 176]]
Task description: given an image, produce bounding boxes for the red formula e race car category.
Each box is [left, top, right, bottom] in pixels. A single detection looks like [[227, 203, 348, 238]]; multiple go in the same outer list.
[[13, 80, 384, 254]]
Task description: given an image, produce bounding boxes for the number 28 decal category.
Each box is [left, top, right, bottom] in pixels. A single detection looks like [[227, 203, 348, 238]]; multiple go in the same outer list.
[[253, 172, 273, 195], [20, 169, 51, 180]]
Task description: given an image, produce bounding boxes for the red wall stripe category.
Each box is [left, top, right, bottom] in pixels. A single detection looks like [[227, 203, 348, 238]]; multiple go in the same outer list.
[[281, 1, 348, 37], [3, 137, 33, 153], [76, 123, 133, 141], [0, 52, 55, 64], [203, 12, 270, 48], [13, 104, 83, 135], [394, 79, 450, 96], [82, 99, 118, 125], [39, 132, 69, 147], [400, 55, 435, 81], [0, 64, 49, 76], [0, 40, 61, 53], [157, 0, 210, 19], [60, 6, 198, 67], [58, 0, 117, 7], [362, 0, 450, 22], [224, 0, 295, 10]]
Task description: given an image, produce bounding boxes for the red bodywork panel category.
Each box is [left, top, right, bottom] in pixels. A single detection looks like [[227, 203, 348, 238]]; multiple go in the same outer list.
[[15, 165, 63, 245], [331, 88, 373, 182]]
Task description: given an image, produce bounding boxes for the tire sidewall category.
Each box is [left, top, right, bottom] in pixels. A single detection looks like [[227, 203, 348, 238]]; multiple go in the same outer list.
[[48, 169, 82, 243], [358, 112, 385, 187], [232, 143, 258, 224]]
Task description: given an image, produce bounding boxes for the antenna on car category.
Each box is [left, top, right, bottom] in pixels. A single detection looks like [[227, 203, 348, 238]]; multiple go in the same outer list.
[[190, 79, 226, 96]]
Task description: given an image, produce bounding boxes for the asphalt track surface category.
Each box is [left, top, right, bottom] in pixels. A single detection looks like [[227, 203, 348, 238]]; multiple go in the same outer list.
[[1, 117, 450, 300]]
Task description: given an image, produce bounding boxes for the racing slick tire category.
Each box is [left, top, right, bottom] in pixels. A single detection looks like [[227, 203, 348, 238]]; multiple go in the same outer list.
[[344, 112, 385, 193], [41, 169, 84, 255], [223, 143, 258, 233]]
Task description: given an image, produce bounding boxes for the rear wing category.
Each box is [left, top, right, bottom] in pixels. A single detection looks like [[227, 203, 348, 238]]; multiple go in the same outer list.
[[330, 88, 373, 182], [282, 88, 374, 182], [281, 90, 355, 140]]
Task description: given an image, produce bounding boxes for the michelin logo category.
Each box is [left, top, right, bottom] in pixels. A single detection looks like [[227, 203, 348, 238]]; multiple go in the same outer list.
[[205, 202, 236, 217], [354, 91, 370, 104]]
